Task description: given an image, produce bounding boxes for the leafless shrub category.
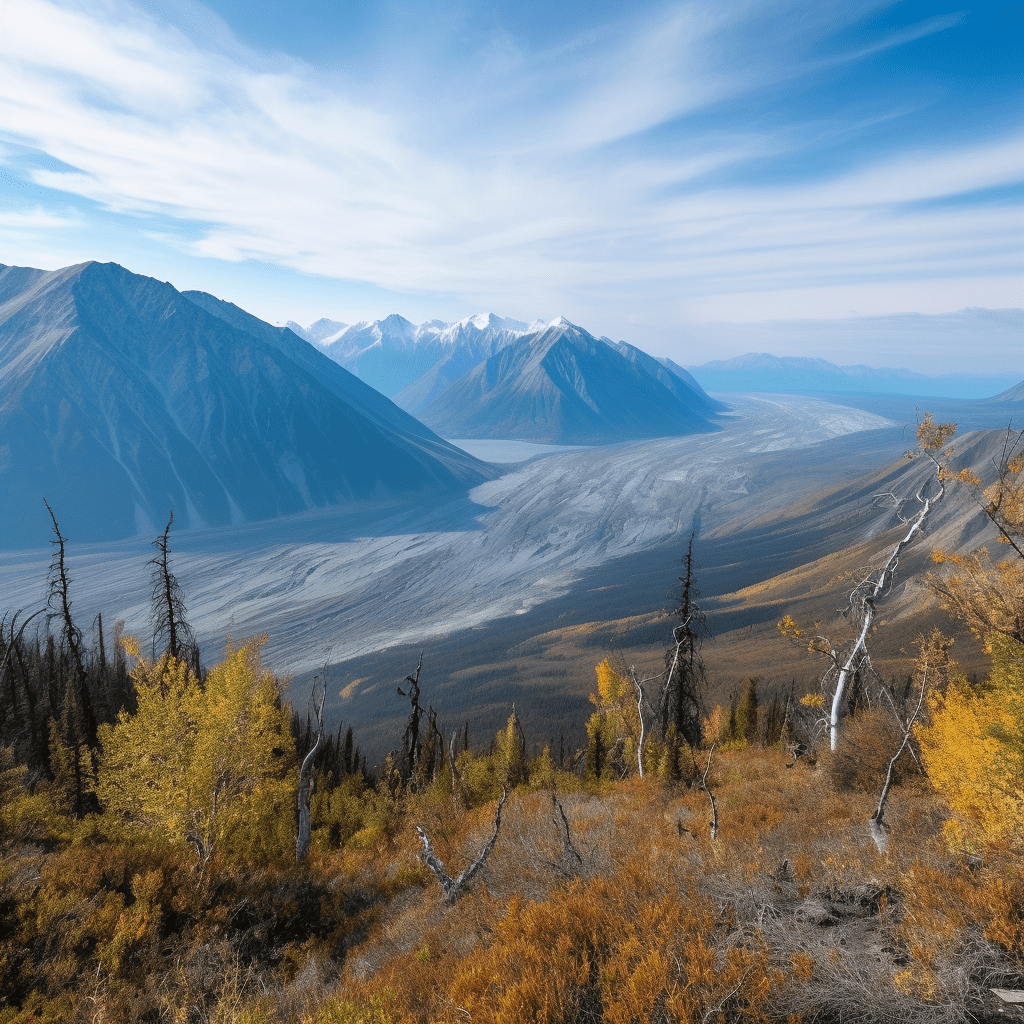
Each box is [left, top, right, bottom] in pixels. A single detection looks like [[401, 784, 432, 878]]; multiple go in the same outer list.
[[824, 708, 919, 793]]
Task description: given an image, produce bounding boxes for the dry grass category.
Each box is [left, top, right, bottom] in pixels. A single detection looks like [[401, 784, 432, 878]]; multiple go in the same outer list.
[[300, 749, 1021, 1024], [4, 746, 1021, 1023]]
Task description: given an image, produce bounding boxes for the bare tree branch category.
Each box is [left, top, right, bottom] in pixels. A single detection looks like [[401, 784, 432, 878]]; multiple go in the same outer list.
[[296, 676, 327, 863], [698, 744, 718, 841], [416, 787, 508, 903], [628, 665, 648, 779], [549, 794, 584, 876], [828, 473, 945, 751], [868, 662, 931, 854]]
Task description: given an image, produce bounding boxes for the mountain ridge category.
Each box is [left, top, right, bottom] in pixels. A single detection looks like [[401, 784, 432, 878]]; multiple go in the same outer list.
[[0, 261, 491, 549], [415, 319, 723, 444]]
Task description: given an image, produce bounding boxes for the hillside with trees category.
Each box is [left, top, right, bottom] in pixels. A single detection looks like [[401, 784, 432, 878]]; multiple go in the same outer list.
[[2, 420, 1023, 1023]]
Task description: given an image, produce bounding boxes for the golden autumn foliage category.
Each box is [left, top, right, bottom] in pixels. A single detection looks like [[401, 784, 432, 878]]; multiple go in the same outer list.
[[96, 635, 296, 864], [914, 412, 958, 454], [5, 735, 1021, 1023], [931, 547, 1024, 646], [919, 424, 1024, 854], [917, 632, 1024, 853], [928, 425, 1024, 645], [585, 658, 644, 780]]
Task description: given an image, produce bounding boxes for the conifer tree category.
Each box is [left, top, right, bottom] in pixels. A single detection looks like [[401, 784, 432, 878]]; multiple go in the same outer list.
[[149, 512, 196, 667], [44, 501, 98, 816], [736, 677, 760, 744], [661, 531, 707, 749], [495, 705, 527, 788]]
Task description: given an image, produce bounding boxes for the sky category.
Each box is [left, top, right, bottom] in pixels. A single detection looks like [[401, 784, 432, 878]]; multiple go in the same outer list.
[[0, 0, 1021, 372]]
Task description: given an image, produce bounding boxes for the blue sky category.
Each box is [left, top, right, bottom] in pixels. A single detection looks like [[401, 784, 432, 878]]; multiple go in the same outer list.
[[0, 0, 1021, 371]]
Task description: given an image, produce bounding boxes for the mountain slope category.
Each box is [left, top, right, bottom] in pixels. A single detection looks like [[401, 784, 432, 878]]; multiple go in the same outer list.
[[612, 342, 729, 417], [0, 262, 490, 548], [416, 318, 722, 444], [986, 378, 1024, 404]]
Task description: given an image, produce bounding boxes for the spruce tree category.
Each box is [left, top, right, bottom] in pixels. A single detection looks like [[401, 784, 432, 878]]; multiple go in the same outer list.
[[736, 677, 760, 745], [149, 512, 196, 667], [661, 531, 707, 749]]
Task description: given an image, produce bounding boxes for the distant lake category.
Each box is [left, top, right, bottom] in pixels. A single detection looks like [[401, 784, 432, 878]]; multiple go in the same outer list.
[[447, 439, 594, 463]]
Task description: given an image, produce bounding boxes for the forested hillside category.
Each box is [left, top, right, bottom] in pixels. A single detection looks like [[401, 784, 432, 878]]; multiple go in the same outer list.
[[2, 421, 1023, 1023]]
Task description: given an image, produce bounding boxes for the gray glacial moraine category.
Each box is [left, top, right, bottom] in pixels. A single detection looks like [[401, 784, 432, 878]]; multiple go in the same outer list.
[[0, 396, 890, 676]]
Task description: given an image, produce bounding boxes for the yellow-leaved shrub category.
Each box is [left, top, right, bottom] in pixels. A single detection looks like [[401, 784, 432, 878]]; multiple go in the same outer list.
[[917, 632, 1024, 853], [96, 635, 296, 864]]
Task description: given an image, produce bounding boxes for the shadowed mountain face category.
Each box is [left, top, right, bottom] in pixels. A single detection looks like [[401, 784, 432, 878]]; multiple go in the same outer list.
[[416, 318, 723, 444], [614, 343, 729, 418], [0, 262, 490, 549]]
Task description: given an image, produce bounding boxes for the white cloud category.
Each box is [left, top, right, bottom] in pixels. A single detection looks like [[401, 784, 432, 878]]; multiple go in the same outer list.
[[0, 0, 1019, 337]]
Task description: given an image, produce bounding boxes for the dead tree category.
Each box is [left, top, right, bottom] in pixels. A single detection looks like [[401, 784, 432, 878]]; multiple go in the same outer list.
[[628, 665, 656, 779], [44, 501, 96, 738], [149, 511, 196, 666], [867, 651, 932, 854], [44, 501, 100, 818], [697, 745, 719, 840], [397, 655, 425, 786], [780, 417, 953, 751], [296, 676, 326, 863], [829, 477, 943, 751], [448, 731, 464, 809], [661, 530, 707, 749], [416, 788, 508, 903], [0, 609, 46, 760], [547, 794, 585, 877]]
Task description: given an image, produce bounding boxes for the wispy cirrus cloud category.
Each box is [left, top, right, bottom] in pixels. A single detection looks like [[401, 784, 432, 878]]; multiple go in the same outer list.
[[0, 0, 1019, 350]]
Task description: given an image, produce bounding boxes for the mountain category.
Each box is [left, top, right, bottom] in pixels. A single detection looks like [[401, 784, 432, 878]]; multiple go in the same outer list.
[[311, 312, 533, 398], [285, 318, 348, 347], [611, 342, 729, 418], [0, 262, 490, 549], [986, 378, 1024, 405], [687, 352, 1020, 399], [415, 318, 723, 444], [391, 314, 539, 414]]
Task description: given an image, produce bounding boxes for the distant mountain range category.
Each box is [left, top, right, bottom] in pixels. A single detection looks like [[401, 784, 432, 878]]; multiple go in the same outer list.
[[414, 318, 726, 444], [288, 311, 727, 444], [686, 353, 1020, 399], [288, 312, 541, 399], [290, 307, 1021, 407], [0, 262, 489, 548]]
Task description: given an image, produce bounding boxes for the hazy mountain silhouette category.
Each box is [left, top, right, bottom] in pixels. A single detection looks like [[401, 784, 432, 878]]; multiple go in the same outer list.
[[0, 262, 490, 548], [688, 352, 1018, 399], [986, 378, 1024, 404], [416, 318, 723, 444], [286, 318, 348, 346]]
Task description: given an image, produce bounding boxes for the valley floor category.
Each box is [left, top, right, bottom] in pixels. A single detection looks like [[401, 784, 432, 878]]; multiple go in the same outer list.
[[0, 393, 1009, 761], [0, 395, 891, 668]]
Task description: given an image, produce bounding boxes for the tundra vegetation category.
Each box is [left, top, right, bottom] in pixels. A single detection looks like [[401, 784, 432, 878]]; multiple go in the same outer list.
[[1, 420, 1023, 1023]]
